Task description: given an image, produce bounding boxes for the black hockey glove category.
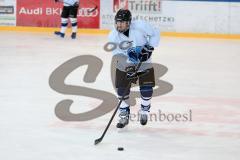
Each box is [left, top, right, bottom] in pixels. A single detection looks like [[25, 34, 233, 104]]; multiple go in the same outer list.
[[73, 2, 79, 7], [125, 66, 138, 84], [139, 44, 154, 62]]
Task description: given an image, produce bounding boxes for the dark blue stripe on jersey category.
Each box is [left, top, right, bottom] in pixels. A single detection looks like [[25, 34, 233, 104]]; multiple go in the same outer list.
[[61, 23, 68, 27], [71, 22, 77, 27]]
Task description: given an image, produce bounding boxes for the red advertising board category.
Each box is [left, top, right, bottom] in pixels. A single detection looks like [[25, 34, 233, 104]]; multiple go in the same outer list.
[[16, 0, 100, 28]]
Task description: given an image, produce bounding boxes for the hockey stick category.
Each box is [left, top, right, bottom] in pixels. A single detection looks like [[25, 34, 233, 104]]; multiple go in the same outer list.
[[94, 61, 143, 145]]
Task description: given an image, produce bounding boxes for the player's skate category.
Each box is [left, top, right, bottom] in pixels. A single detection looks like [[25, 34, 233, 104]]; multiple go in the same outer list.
[[116, 107, 130, 128], [54, 31, 65, 38], [71, 32, 77, 39], [139, 104, 150, 125]]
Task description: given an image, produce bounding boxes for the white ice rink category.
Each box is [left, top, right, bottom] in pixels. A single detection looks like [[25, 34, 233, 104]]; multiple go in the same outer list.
[[0, 31, 240, 160]]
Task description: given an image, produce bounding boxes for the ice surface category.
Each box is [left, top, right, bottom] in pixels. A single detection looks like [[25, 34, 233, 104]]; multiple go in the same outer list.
[[0, 32, 239, 160]]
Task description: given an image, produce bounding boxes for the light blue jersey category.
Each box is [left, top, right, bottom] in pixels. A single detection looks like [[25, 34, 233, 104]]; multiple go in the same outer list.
[[108, 20, 160, 71]]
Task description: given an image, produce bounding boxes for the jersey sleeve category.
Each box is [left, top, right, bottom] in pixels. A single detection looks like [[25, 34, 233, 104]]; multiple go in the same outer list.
[[108, 31, 126, 56], [136, 21, 160, 47], [148, 27, 160, 48]]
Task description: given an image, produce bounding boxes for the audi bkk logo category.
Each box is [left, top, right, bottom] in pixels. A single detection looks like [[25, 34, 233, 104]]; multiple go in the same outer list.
[[78, 8, 98, 17]]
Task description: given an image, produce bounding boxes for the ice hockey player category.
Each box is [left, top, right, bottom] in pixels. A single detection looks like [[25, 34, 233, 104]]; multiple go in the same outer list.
[[108, 9, 160, 128], [54, 0, 79, 39]]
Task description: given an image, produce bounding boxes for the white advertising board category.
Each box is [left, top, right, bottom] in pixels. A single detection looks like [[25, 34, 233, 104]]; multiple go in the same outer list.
[[100, 0, 240, 34], [0, 0, 16, 26]]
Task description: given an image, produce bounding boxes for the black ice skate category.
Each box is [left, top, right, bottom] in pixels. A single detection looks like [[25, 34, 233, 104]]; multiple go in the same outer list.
[[54, 31, 65, 38], [116, 107, 130, 128], [139, 104, 150, 125], [71, 32, 77, 39]]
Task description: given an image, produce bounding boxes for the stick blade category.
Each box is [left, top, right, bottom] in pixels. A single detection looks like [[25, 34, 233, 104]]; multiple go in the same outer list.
[[94, 137, 102, 145]]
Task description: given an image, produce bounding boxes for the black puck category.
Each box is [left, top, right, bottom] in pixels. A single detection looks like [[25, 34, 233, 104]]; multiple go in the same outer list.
[[117, 147, 124, 151]]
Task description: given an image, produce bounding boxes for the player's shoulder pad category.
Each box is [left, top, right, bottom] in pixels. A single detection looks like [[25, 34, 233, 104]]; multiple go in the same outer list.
[[108, 29, 118, 41], [131, 20, 148, 29]]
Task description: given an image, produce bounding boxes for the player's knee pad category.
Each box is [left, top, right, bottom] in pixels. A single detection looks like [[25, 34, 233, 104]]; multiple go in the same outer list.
[[140, 85, 153, 99], [70, 18, 77, 27], [117, 87, 130, 99], [61, 18, 68, 27], [61, 18, 68, 23]]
